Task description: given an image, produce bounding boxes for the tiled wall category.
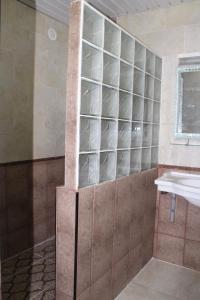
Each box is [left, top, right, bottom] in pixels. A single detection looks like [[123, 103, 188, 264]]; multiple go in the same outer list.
[[1, 0, 68, 163], [0, 157, 64, 259], [56, 169, 157, 299], [154, 165, 200, 271], [117, 1, 200, 168]]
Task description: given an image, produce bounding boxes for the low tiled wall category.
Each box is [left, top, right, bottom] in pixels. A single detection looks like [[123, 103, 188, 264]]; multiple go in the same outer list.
[[154, 165, 200, 271], [56, 169, 157, 299], [0, 157, 64, 259]]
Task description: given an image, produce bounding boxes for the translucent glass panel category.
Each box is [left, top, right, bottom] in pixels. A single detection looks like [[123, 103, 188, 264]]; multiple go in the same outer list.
[[131, 122, 143, 147], [103, 53, 120, 87], [81, 80, 101, 116], [121, 32, 135, 64], [135, 41, 146, 70], [101, 119, 118, 150], [153, 101, 160, 124], [102, 86, 118, 118], [119, 92, 132, 120], [78, 4, 162, 187], [132, 96, 144, 121], [80, 117, 101, 152], [120, 62, 134, 92], [100, 151, 116, 182], [141, 148, 151, 170], [145, 74, 154, 99], [79, 153, 99, 187], [155, 56, 162, 79], [154, 79, 161, 101], [151, 147, 158, 168], [83, 6, 104, 47], [143, 124, 152, 147], [143, 99, 153, 123], [134, 68, 145, 96], [118, 121, 131, 149], [130, 149, 141, 173], [152, 124, 160, 146], [117, 150, 130, 177], [104, 20, 121, 56], [82, 43, 102, 82], [146, 50, 155, 76]]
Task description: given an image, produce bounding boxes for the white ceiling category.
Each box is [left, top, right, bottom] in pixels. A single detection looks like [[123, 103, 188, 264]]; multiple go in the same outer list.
[[18, 0, 198, 24]]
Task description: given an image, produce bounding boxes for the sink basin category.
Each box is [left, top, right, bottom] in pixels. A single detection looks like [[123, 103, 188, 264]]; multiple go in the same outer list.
[[155, 171, 200, 207]]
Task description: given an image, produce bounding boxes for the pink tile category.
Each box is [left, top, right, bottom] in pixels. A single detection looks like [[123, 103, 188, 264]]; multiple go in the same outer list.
[[77, 288, 91, 300], [112, 255, 129, 298], [93, 181, 115, 243], [77, 251, 91, 296], [91, 270, 112, 300], [47, 158, 64, 186], [186, 203, 200, 242], [128, 243, 143, 280], [184, 240, 200, 271], [78, 186, 94, 255], [56, 187, 76, 298], [113, 226, 129, 264], [156, 233, 184, 265], [116, 176, 132, 230], [91, 238, 113, 283]]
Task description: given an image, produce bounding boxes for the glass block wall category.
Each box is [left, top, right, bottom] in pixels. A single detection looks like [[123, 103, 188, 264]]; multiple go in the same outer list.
[[79, 3, 162, 187]]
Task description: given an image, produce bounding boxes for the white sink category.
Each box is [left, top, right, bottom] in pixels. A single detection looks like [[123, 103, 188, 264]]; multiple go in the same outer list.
[[155, 171, 200, 207]]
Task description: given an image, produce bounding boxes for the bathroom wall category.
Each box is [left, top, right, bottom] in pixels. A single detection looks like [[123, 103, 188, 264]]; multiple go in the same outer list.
[[0, 0, 68, 162], [56, 169, 157, 300], [0, 0, 68, 258], [154, 165, 200, 272], [117, 1, 200, 168]]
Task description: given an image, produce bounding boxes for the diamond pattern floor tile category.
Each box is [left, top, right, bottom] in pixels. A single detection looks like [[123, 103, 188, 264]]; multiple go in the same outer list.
[[2, 238, 56, 300]]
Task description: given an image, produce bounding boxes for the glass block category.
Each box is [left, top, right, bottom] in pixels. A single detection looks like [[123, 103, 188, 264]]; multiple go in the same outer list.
[[83, 5, 104, 47], [141, 148, 151, 170], [118, 121, 131, 149], [134, 68, 145, 96], [103, 53, 120, 87], [100, 151, 116, 182], [154, 79, 161, 101], [132, 95, 144, 121], [145, 74, 154, 99], [135, 41, 146, 70], [79, 153, 99, 187], [142, 124, 152, 147], [151, 147, 158, 168], [155, 56, 162, 79], [82, 42, 103, 82], [120, 62, 134, 92], [146, 49, 155, 76], [102, 86, 118, 118], [131, 122, 143, 148], [104, 20, 121, 56], [143, 99, 153, 123], [117, 150, 130, 177], [153, 101, 160, 124], [130, 149, 141, 173], [121, 32, 135, 64], [152, 124, 159, 146], [80, 117, 101, 152], [119, 91, 132, 120], [101, 119, 117, 150], [81, 80, 101, 116]]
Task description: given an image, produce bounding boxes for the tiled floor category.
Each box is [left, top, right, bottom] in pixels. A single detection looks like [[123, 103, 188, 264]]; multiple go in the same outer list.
[[2, 238, 55, 300], [116, 258, 200, 300]]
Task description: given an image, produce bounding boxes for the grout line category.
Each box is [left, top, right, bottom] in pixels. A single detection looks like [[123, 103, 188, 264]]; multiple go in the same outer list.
[[154, 257, 200, 273], [183, 201, 189, 266], [2, 236, 55, 263]]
